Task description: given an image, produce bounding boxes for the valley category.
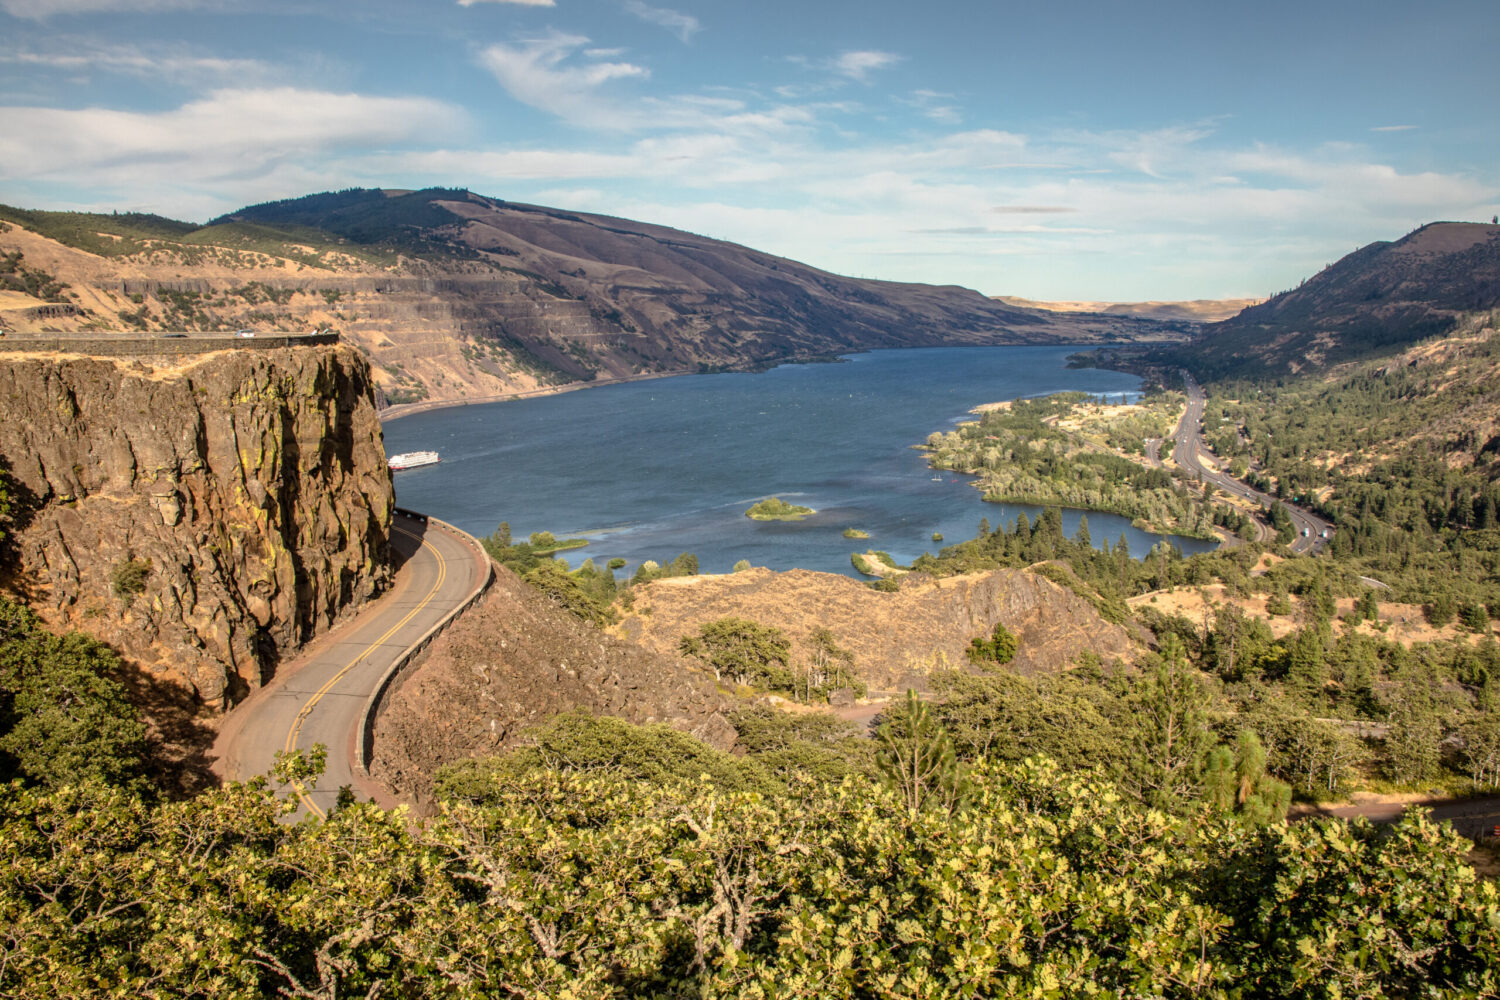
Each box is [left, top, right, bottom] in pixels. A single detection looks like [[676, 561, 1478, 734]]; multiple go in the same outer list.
[[3, 201, 1500, 996], [0, 189, 1192, 413]]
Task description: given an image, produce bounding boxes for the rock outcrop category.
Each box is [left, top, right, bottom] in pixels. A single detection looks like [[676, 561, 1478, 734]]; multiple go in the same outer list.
[[371, 564, 734, 805], [614, 566, 1139, 691], [0, 345, 392, 708]]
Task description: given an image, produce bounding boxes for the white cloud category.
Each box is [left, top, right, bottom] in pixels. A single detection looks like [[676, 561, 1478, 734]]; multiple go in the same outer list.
[[1370, 124, 1417, 132], [622, 0, 699, 42], [0, 88, 464, 185], [477, 31, 648, 129], [457, 0, 555, 7], [832, 50, 901, 82]]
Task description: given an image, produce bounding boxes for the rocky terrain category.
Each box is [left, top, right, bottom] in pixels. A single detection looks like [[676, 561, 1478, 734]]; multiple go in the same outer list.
[[0, 188, 1192, 410], [1170, 221, 1500, 377], [614, 565, 1139, 691], [370, 563, 735, 805], [0, 345, 392, 709]]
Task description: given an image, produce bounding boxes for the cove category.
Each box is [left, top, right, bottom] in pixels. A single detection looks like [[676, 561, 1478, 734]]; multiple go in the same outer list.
[[382, 345, 1219, 577]]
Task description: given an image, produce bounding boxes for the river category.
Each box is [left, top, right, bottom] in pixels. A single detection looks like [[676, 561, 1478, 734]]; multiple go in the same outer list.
[[382, 345, 1218, 577]]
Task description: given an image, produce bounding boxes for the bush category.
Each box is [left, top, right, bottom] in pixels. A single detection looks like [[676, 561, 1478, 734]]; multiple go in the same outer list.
[[966, 622, 1018, 666], [110, 557, 151, 600]]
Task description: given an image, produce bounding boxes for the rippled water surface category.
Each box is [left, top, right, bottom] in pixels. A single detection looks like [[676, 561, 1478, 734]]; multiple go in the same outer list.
[[383, 346, 1217, 576]]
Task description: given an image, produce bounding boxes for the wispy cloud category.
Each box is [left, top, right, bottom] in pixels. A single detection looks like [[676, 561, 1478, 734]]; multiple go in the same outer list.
[[0, 39, 270, 85], [902, 88, 961, 124], [991, 205, 1075, 214], [832, 50, 901, 82], [478, 31, 648, 129], [622, 0, 699, 42], [1370, 124, 1418, 132], [457, 0, 555, 7]]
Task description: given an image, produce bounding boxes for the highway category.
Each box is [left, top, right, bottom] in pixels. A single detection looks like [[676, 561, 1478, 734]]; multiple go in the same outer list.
[[214, 511, 489, 818], [1172, 372, 1333, 555]]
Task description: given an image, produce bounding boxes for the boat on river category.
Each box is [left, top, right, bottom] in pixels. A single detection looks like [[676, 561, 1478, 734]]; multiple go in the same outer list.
[[388, 451, 440, 471]]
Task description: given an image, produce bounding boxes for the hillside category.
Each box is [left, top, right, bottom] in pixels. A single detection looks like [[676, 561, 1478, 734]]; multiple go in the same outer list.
[[371, 561, 734, 805], [614, 565, 1138, 691], [1170, 221, 1500, 378], [0, 188, 1188, 410], [995, 295, 1260, 323]]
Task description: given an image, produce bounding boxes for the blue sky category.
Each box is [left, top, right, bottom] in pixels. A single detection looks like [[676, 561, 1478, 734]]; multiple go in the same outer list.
[[0, 0, 1496, 299]]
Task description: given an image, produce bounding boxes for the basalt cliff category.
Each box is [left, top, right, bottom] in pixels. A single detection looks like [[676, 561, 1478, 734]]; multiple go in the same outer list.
[[0, 344, 393, 709]]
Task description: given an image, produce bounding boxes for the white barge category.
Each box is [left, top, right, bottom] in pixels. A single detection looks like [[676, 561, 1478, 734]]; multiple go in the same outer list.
[[388, 451, 440, 471]]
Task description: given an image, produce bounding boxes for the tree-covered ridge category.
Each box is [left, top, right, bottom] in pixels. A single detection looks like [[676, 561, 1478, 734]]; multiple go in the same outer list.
[[912, 504, 1500, 796], [922, 392, 1251, 540], [1159, 222, 1500, 379], [1202, 312, 1500, 609], [0, 188, 478, 270]]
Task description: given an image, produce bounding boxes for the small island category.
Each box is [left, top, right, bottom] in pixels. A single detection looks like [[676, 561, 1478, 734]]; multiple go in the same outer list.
[[746, 496, 815, 521], [843, 527, 870, 539]]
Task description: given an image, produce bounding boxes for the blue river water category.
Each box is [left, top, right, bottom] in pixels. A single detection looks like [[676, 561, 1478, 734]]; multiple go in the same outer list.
[[382, 345, 1217, 577]]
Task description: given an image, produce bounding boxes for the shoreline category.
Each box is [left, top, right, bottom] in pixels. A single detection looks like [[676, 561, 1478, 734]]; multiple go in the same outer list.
[[379, 367, 698, 422], [377, 342, 1125, 424]]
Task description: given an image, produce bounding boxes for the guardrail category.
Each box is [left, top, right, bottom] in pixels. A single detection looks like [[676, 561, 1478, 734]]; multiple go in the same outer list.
[[353, 507, 494, 781], [0, 332, 340, 355]]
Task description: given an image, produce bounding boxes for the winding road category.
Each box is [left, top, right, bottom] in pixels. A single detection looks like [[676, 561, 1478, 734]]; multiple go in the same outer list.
[[214, 511, 490, 818], [1171, 372, 1333, 555]]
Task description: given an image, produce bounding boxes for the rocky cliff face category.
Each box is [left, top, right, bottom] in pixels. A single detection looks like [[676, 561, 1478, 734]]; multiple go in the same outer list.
[[371, 564, 734, 805], [0, 345, 393, 708]]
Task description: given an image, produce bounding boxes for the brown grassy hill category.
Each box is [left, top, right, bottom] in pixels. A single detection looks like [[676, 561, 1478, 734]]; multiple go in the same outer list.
[[613, 566, 1139, 694], [1175, 221, 1500, 378], [0, 188, 1189, 410], [370, 562, 735, 806]]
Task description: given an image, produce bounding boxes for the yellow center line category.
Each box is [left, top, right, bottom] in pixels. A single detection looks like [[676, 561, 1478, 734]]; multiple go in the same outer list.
[[284, 522, 449, 818]]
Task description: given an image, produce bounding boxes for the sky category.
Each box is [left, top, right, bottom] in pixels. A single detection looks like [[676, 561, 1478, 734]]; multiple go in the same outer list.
[[0, 0, 1496, 300]]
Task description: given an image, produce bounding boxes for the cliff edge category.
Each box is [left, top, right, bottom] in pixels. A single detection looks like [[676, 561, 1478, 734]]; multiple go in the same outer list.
[[0, 344, 393, 708]]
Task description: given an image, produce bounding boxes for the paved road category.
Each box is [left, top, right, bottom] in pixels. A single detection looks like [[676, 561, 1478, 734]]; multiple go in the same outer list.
[[214, 512, 488, 818], [1172, 372, 1333, 555]]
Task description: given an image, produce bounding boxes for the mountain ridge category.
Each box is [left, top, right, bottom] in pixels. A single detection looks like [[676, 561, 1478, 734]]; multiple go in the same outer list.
[[1168, 221, 1500, 378], [0, 187, 1192, 409]]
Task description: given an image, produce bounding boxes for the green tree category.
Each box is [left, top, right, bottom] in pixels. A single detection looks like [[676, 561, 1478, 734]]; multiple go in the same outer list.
[[1125, 638, 1216, 810], [1425, 592, 1457, 627], [0, 597, 148, 791], [1461, 601, 1491, 633], [678, 616, 792, 690], [964, 621, 1018, 666], [1458, 713, 1500, 789], [1201, 730, 1291, 826], [875, 690, 963, 814]]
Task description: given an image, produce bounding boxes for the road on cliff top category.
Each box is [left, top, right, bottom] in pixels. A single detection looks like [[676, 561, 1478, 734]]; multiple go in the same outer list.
[[214, 512, 488, 818], [1172, 372, 1332, 556]]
